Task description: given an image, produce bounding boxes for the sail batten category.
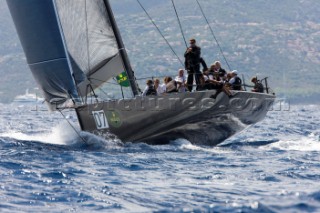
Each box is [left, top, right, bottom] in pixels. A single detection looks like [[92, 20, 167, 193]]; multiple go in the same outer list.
[[28, 57, 68, 65]]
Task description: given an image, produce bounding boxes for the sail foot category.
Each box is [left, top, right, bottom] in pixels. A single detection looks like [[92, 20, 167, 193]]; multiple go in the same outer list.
[[30, 59, 79, 110]]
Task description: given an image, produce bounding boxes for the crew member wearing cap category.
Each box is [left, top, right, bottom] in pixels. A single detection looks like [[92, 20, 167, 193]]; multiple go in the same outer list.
[[184, 38, 202, 92], [229, 70, 242, 90]]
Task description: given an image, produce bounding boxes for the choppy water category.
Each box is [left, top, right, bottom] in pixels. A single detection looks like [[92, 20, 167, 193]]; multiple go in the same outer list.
[[0, 103, 319, 212]]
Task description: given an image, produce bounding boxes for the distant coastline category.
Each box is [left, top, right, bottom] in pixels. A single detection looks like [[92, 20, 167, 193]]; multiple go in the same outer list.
[[1, 0, 319, 103]]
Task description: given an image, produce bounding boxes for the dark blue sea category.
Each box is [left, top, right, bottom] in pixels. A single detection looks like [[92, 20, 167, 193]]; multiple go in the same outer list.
[[0, 102, 319, 213]]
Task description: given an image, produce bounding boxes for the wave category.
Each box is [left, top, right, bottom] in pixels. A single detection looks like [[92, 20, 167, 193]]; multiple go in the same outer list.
[[217, 136, 320, 152], [157, 201, 276, 213], [264, 133, 320, 152], [0, 121, 122, 151], [220, 139, 280, 148], [168, 139, 237, 154]]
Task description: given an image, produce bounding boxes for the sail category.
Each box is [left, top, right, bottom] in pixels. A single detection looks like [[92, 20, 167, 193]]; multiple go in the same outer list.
[[54, 0, 134, 97], [7, 0, 139, 109], [6, 0, 79, 110]]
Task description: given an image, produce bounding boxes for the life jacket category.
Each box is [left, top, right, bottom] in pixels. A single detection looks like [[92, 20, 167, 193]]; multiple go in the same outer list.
[[232, 76, 242, 90], [146, 85, 157, 96], [255, 82, 264, 93]]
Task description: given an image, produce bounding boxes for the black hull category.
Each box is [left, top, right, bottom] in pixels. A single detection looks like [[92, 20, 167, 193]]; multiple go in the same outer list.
[[76, 90, 275, 146]]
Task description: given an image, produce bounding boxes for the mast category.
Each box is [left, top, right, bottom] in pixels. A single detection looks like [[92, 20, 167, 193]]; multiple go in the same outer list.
[[103, 0, 139, 96]]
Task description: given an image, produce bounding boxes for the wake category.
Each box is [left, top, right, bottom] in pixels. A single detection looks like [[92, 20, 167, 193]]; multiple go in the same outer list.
[[1, 119, 319, 153]]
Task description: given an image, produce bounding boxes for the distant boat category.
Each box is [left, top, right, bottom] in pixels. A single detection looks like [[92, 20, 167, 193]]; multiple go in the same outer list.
[[7, 0, 276, 146], [13, 89, 43, 104]]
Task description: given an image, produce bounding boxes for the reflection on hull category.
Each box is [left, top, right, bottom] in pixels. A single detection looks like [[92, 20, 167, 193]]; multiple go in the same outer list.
[[76, 90, 275, 146]]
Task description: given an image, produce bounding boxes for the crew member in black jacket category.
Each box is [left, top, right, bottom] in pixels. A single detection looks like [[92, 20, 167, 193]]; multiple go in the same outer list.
[[184, 38, 202, 92]]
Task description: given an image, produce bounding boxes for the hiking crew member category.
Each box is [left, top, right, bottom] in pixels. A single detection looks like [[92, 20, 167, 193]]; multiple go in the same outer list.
[[251, 77, 264, 93], [229, 70, 242, 90], [164, 76, 178, 93], [214, 61, 227, 80], [184, 38, 202, 92], [154, 78, 166, 95], [142, 80, 157, 96], [175, 69, 187, 93]]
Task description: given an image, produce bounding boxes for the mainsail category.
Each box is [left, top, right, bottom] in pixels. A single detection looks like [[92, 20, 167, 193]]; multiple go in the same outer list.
[[7, 0, 139, 110]]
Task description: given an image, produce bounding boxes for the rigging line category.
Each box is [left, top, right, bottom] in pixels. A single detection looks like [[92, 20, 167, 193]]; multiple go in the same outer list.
[[97, 87, 114, 98], [136, 0, 184, 67], [136, 76, 165, 80], [88, 77, 140, 90], [195, 0, 232, 71], [87, 79, 127, 98], [84, 0, 91, 73], [171, 0, 188, 48], [88, 77, 119, 85], [58, 110, 88, 144], [85, 82, 110, 99]]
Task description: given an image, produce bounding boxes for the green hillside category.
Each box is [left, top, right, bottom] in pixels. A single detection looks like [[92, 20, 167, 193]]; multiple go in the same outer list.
[[114, 0, 320, 101], [0, 0, 319, 102]]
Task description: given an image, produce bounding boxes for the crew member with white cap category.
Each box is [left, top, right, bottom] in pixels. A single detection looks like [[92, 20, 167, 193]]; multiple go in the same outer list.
[[229, 70, 242, 90]]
